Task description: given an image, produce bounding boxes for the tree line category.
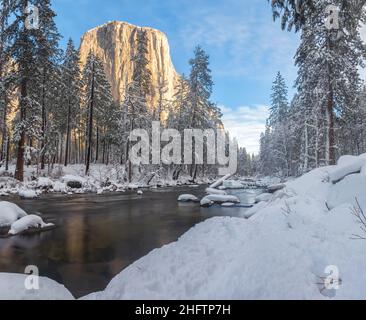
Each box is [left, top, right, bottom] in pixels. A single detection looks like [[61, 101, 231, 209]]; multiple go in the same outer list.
[[0, 0, 225, 183], [259, 0, 366, 177]]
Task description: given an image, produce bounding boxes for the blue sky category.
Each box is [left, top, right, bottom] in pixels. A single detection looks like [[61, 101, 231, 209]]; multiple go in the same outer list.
[[52, 0, 300, 154]]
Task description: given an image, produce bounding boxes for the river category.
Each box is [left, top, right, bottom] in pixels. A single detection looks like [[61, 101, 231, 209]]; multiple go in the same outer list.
[[0, 185, 261, 298]]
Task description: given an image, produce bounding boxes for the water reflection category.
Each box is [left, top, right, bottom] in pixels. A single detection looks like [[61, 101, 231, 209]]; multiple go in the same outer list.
[[0, 186, 261, 298]]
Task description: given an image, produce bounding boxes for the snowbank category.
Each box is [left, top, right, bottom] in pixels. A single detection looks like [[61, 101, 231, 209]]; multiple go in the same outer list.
[[0, 164, 214, 198], [0, 273, 74, 300], [0, 201, 27, 227], [83, 154, 366, 300], [255, 193, 272, 203], [329, 154, 366, 183]]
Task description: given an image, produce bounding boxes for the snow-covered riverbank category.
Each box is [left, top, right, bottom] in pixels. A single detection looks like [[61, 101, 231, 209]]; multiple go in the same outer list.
[[0, 164, 215, 198], [2, 154, 366, 299], [83, 154, 366, 300]]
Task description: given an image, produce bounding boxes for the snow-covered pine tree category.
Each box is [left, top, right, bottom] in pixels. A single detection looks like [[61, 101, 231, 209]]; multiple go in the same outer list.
[[6, 0, 42, 181], [154, 75, 170, 123], [83, 52, 114, 175], [259, 121, 274, 176], [268, 72, 291, 176], [168, 74, 190, 131], [127, 28, 152, 130], [270, 72, 289, 125], [0, 0, 13, 168], [57, 39, 82, 166], [125, 28, 153, 181], [294, 0, 366, 165], [188, 45, 214, 129], [188, 45, 219, 180], [33, 0, 61, 169]]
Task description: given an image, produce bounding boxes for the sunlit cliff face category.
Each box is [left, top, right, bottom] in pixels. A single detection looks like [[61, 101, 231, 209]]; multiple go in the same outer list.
[[79, 21, 181, 113]]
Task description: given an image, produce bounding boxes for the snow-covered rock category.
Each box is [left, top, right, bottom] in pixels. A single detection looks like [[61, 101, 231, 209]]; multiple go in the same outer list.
[[267, 183, 286, 193], [19, 189, 38, 199], [177, 194, 199, 202], [222, 180, 244, 189], [52, 181, 67, 193], [61, 175, 85, 189], [0, 273, 74, 300], [8, 215, 54, 235], [36, 177, 53, 189], [205, 187, 227, 195], [200, 195, 240, 207], [0, 202, 27, 227], [200, 197, 214, 207]]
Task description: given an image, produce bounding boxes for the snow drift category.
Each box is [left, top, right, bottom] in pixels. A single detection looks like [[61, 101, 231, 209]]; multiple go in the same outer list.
[[84, 153, 366, 300]]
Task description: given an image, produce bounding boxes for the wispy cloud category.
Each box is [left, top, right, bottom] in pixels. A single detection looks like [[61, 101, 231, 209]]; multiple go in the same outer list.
[[221, 105, 269, 154], [177, 0, 299, 80]]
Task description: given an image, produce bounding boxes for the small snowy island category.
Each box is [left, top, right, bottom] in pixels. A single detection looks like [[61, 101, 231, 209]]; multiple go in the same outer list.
[[0, 201, 55, 238]]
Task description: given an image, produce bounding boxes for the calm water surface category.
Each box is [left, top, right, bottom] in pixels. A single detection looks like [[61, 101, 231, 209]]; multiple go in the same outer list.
[[0, 185, 260, 298]]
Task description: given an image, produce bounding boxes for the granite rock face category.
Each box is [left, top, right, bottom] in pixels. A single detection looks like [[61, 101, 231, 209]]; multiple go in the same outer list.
[[79, 21, 181, 111]]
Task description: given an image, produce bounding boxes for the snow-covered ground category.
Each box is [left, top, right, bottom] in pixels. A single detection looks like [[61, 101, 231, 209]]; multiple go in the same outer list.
[[82, 154, 366, 300], [0, 164, 214, 198], [0, 273, 73, 300], [3, 154, 366, 300]]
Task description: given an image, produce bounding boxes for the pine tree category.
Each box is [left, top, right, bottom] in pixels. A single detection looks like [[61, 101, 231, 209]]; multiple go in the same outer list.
[[188, 45, 214, 129], [188, 45, 221, 180], [168, 74, 190, 131], [33, 0, 61, 169], [125, 28, 152, 181], [270, 72, 288, 125], [294, 0, 365, 165], [83, 52, 113, 175], [0, 0, 12, 168], [59, 39, 81, 166], [6, 0, 40, 181]]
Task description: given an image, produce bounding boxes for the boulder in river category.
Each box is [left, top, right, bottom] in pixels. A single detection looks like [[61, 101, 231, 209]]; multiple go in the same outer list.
[[267, 184, 286, 193]]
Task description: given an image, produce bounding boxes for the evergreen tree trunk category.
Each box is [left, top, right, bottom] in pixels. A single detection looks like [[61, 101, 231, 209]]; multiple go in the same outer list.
[[85, 60, 95, 175], [0, 95, 8, 163], [64, 98, 71, 166], [95, 125, 99, 163], [5, 130, 9, 171], [327, 90, 335, 165], [15, 80, 27, 181], [40, 71, 47, 170]]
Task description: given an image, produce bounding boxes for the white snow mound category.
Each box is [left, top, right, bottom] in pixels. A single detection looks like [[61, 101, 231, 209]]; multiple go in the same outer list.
[[0, 201, 27, 227], [9, 215, 54, 235], [0, 273, 74, 300]]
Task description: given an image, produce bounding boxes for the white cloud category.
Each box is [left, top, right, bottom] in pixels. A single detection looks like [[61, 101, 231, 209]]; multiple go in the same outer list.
[[221, 105, 269, 155]]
